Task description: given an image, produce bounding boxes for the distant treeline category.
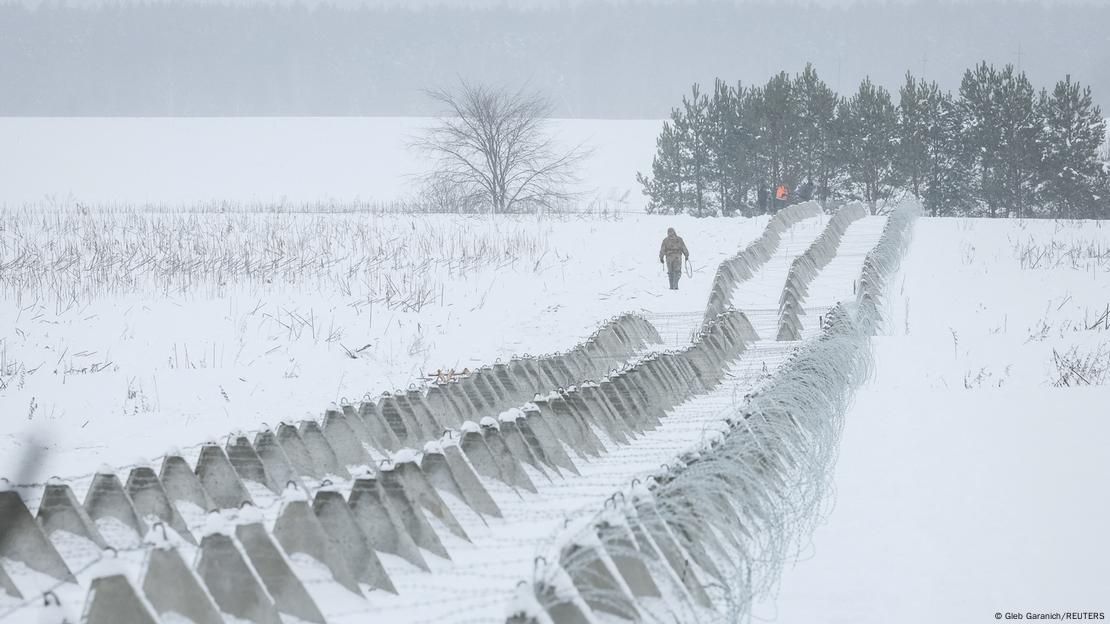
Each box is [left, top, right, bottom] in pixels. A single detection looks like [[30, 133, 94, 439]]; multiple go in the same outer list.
[[2, 2, 1110, 117], [639, 64, 1109, 219]]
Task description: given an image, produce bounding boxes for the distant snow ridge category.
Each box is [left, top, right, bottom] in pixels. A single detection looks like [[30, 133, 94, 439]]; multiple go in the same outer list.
[[776, 201, 869, 341], [703, 200, 824, 328], [517, 201, 918, 624]]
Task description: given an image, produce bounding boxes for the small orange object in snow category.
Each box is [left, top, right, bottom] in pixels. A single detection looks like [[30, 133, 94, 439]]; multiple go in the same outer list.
[[775, 185, 789, 200]]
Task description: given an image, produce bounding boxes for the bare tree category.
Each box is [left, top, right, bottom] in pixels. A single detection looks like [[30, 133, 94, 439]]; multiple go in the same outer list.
[[416, 82, 588, 214]]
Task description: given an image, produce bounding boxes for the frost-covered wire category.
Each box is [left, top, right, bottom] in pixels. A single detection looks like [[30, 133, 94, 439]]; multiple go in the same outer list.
[[704, 201, 824, 328], [856, 201, 920, 334], [517, 200, 920, 624], [776, 201, 868, 341]]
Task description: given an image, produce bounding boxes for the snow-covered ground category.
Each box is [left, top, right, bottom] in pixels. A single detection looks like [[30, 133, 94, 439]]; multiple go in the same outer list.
[[2, 202, 860, 623], [0, 208, 764, 481], [755, 217, 1110, 622], [2, 116, 1108, 624], [0, 118, 661, 210]]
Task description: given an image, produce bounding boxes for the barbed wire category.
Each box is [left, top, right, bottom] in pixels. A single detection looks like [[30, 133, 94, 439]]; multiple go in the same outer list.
[[0, 206, 888, 624]]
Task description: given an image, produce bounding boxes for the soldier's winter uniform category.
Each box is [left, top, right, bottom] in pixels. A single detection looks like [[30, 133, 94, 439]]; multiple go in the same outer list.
[[658, 228, 690, 290]]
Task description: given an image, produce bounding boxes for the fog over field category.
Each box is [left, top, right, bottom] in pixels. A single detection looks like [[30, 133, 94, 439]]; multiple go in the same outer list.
[[2, 0, 1109, 117]]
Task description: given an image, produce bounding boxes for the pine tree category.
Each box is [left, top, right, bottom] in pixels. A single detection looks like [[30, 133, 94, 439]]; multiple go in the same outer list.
[[897, 74, 975, 216], [638, 118, 686, 214], [897, 72, 930, 198], [925, 89, 977, 216], [830, 96, 854, 203], [1039, 75, 1108, 219], [959, 62, 1005, 217], [749, 72, 804, 212], [794, 64, 839, 203], [678, 84, 715, 217], [705, 80, 739, 216], [995, 65, 1044, 218], [727, 83, 761, 216], [843, 78, 900, 212]]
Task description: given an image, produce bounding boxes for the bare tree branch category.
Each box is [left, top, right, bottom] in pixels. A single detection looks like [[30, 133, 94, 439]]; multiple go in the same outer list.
[[413, 81, 588, 213]]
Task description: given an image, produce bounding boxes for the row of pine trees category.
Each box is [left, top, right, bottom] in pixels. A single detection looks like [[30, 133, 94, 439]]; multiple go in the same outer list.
[[638, 63, 1110, 219]]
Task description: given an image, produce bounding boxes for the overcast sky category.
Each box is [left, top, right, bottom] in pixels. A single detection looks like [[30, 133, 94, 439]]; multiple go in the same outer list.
[[3, 0, 1108, 116]]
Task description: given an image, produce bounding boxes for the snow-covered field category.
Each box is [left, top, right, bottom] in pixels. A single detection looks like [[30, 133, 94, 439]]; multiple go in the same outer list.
[[0, 118, 661, 210], [757, 218, 1110, 622], [0, 200, 842, 623], [0, 207, 762, 480], [1, 117, 1108, 624]]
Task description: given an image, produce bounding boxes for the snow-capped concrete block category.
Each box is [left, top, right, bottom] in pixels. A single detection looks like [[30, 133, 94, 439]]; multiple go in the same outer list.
[[513, 414, 564, 477], [36, 482, 108, 548], [125, 466, 195, 544], [140, 545, 223, 624], [532, 575, 597, 624], [498, 417, 552, 479], [392, 459, 470, 541], [160, 454, 215, 512], [235, 522, 326, 624], [298, 420, 350, 479], [395, 392, 435, 442], [196, 532, 283, 624], [493, 362, 524, 404], [0, 563, 21, 598], [81, 574, 158, 624], [481, 421, 537, 494], [424, 384, 461, 430], [272, 498, 363, 596], [407, 389, 446, 436], [84, 470, 147, 542], [276, 422, 322, 479], [0, 490, 75, 583], [253, 430, 304, 493], [460, 427, 508, 486], [422, 444, 502, 518], [558, 541, 640, 621], [358, 399, 403, 452], [195, 444, 253, 509], [226, 435, 279, 494], [595, 521, 661, 599], [377, 466, 450, 559], [522, 407, 579, 476], [613, 375, 663, 430], [377, 393, 413, 445], [548, 395, 606, 457], [642, 499, 724, 584], [620, 506, 707, 607], [573, 386, 627, 444], [348, 475, 429, 571], [341, 402, 377, 447], [322, 408, 372, 468], [312, 490, 396, 594]]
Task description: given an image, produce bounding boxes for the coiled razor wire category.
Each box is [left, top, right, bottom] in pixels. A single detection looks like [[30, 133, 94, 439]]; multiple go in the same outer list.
[[776, 201, 869, 341], [703, 201, 824, 329], [519, 201, 919, 624]]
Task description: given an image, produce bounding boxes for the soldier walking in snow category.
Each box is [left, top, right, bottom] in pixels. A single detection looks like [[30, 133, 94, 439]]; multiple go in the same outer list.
[[659, 227, 690, 290]]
